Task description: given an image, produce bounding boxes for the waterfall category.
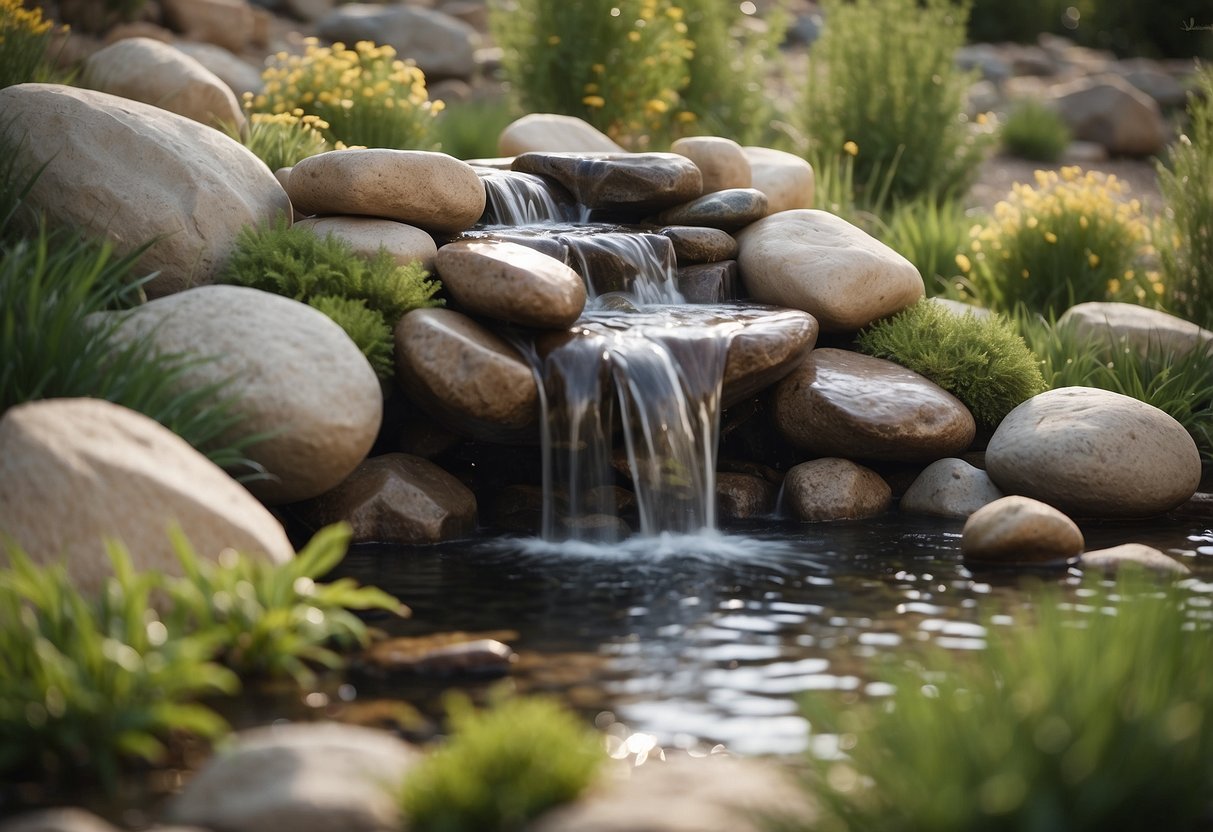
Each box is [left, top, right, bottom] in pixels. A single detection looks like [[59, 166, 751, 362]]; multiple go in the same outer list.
[[478, 169, 586, 225]]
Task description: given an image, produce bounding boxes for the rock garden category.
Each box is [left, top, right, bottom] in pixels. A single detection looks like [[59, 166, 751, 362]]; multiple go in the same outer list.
[[2, 0, 1213, 830]]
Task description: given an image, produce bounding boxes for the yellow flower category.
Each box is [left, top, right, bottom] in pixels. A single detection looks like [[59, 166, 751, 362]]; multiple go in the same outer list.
[[1088, 252, 1100, 268], [1043, 231, 1057, 244], [645, 98, 669, 114], [547, 34, 561, 45], [676, 110, 697, 124], [583, 95, 606, 108], [843, 140, 858, 156], [1021, 268, 1030, 279], [955, 253, 972, 274], [627, 30, 641, 42], [1108, 278, 1121, 294]]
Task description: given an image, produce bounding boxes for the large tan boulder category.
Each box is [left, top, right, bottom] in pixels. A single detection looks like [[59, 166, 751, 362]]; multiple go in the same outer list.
[[671, 136, 751, 193], [0, 83, 289, 298], [736, 210, 923, 332], [161, 0, 256, 53], [742, 146, 814, 213], [1057, 301, 1213, 360], [101, 286, 383, 505], [436, 240, 586, 329], [82, 38, 244, 129], [962, 495, 1084, 566], [288, 149, 486, 234], [498, 113, 625, 156], [0, 399, 292, 596], [317, 4, 479, 81], [1046, 73, 1168, 157], [986, 387, 1200, 517], [173, 41, 265, 97]]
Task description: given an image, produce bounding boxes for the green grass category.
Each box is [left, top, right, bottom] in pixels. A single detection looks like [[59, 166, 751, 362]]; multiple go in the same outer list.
[[856, 299, 1046, 428], [1001, 100, 1071, 163], [0, 0, 58, 89], [401, 695, 603, 832], [878, 197, 974, 297], [224, 110, 332, 172], [778, 576, 1213, 832], [435, 96, 516, 161]]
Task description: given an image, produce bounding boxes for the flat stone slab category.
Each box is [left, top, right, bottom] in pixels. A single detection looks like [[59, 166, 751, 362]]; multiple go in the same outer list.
[[511, 152, 703, 214], [654, 188, 768, 231]]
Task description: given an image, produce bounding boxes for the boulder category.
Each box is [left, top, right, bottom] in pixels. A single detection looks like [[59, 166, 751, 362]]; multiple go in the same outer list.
[[161, 0, 256, 53], [783, 458, 892, 522], [961, 495, 1084, 566], [101, 286, 383, 505], [168, 722, 420, 832], [435, 240, 587, 329], [0, 399, 292, 597], [659, 226, 738, 264], [297, 454, 476, 544], [677, 261, 739, 304], [394, 308, 539, 443], [721, 309, 818, 406], [173, 41, 266, 97], [316, 4, 479, 80], [1046, 73, 1168, 157], [742, 146, 814, 213], [670, 136, 751, 193], [716, 473, 778, 520], [654, 188, 769, 231], [736, 210, 923, 333], [83, 38, 244, 128], [1079, 543, 1191, 577], [288, 149, 486, 234], [498, 113, 624, 156], [899, 458, 1004, 518], [0, 809, 122, 832], [511, 152, 703, 215], [1057, 301, 1213, 360], [0, 83, 289, 298], [294, 216, 439, 271], [986, 387, 1200, 517], [772, 349, 975, 462]]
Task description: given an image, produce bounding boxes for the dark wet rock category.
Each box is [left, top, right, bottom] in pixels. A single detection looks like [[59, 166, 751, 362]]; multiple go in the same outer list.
[[654, 188, 768, 231], [1079, 543, 1191, 577], [659, 225, 738, 264], [452, 228, 572, 264], [363, 634, 517, 676], [317, 4, 479, 80], [899, 458, 1004, 519], [986, 387, 1200, 518], [717, 472, 778, 520], [962, 495, 1084, 567], [436, 240, 586, 329], [394, 308, 539, 443], [677, 261, 739, 303], [511, 152, 703, 214], [560, 513, 632, 540], [721, 309, 818, 406], [784, 458, 892, 521], [295, 453, 476, 544], [772, 348, 976, 463]]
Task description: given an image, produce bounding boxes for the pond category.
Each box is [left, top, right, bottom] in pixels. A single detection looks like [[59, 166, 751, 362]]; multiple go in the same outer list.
[[335, 512, 1213, 757]]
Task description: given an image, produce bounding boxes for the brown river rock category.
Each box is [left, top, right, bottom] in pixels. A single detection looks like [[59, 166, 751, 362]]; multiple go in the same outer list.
[[511, 151, 703, 214]]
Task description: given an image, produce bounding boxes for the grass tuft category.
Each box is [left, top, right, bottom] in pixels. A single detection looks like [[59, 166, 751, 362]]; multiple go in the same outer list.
[[1001, 99, 1071, 163]]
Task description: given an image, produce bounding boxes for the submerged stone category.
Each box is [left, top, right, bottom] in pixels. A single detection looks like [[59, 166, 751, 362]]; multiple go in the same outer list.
[[677, 261, 739, 304], [962, 495, 1084, 566], [511, 151, 703, 215]]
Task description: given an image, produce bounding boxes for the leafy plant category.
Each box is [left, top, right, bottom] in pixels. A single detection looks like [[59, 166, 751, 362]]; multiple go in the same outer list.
[[401, 694, 603, 832], [0, 544, 237, 790], [251, 38, 442, 150], [1017, 311, 1213, 460], [223, 219, 443, 380], [965, 167, 1157, 317], [307, 295, 394, 381], [1001, 99, 1071, 163], [857, 299, 1046, 428], [780, 576, 1213, 832], [225, 104, 332, 172], [878, 196, 973, 297], [1158, 66, 1213, 330], [800, 0, 992, 203], [0, 0, 56, 89], [490, 0, 694, 149]]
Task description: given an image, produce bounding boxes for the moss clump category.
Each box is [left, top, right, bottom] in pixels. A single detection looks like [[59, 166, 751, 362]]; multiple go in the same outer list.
[[224, 220, 443, 381], [401, 695, 602, 832], [856, 299, 1046, 428]]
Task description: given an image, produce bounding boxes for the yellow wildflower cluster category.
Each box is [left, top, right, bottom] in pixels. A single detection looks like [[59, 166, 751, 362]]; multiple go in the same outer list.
[[0, 0, 53, 39], [966, 166, 1159, 314], [230, 102, 337, 171], [0, 0, 60, 88], [251, 38, 441, 150]]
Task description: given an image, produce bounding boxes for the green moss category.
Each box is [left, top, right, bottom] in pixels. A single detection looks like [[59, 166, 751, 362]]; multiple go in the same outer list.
[[401, 695, 603, 832], [857, 299, 1046, 428], [308, 294, 394, 382]]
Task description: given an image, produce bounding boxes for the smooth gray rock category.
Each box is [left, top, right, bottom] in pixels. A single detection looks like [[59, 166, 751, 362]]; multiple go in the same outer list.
[[900, 458, 1004, 518], [962, 495, 1084, 566], [317, 4, 479, 80], [654, 188, 768, 231]]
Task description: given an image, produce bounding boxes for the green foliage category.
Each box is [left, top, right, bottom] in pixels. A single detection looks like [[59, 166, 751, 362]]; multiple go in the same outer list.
[[163, 523, 407, 687], [857, 299, 1046, 428], [226, 108, 331, 172], [435, 96, 517, 161], [55, 0, 147, 34], [402, 695, 603, 832], [490, 0, 694, 149], [0, 0, 56, 89], [878, 197, 973, 297], [252, 39, 441, 150], [224, 219, 442, 379], [967, 0, 1068, 43], [1000, 100, 1071, 163], [1017, 311, 1213, 460], [964, 167, 1156, 317], [0, 544, 237, 790], [782, 577, 1213, 832], [800, 0, 992, 203], [1158, 66, 1213, 330], [307, 295, 394, 381]]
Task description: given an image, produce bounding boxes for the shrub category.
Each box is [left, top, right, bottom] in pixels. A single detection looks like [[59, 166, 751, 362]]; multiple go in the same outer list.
[[1158, 66, 1213, 330], [0, 0, 55, 89], [434, 96, 517, 161], [964, 167, 1157, 317], [1000, 99, 1070, 163], [489, 0, 694, 149], [226, 105, 332, 172], [306, 295, 394, 383], [401, 695, 603, 832], [967, 0, 1069, 43], [251, 38, 442, 150], [800, 0, 992, 203], [878, 197, 973, 297], [857, 299, 1046, 428], [223, 220, 443, 381], [781, 577, 1213, 832]]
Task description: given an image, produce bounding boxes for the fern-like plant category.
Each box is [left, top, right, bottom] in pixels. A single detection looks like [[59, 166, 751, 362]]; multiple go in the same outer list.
[[308, 295, 394, 381], [857, 299, 1046, 429], [224, 219, 443, 380], [401, 695, 603, 832]]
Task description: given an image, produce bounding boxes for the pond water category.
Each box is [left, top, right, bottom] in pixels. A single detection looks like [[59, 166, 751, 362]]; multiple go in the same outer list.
[[336, 513, 1213, 757]]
